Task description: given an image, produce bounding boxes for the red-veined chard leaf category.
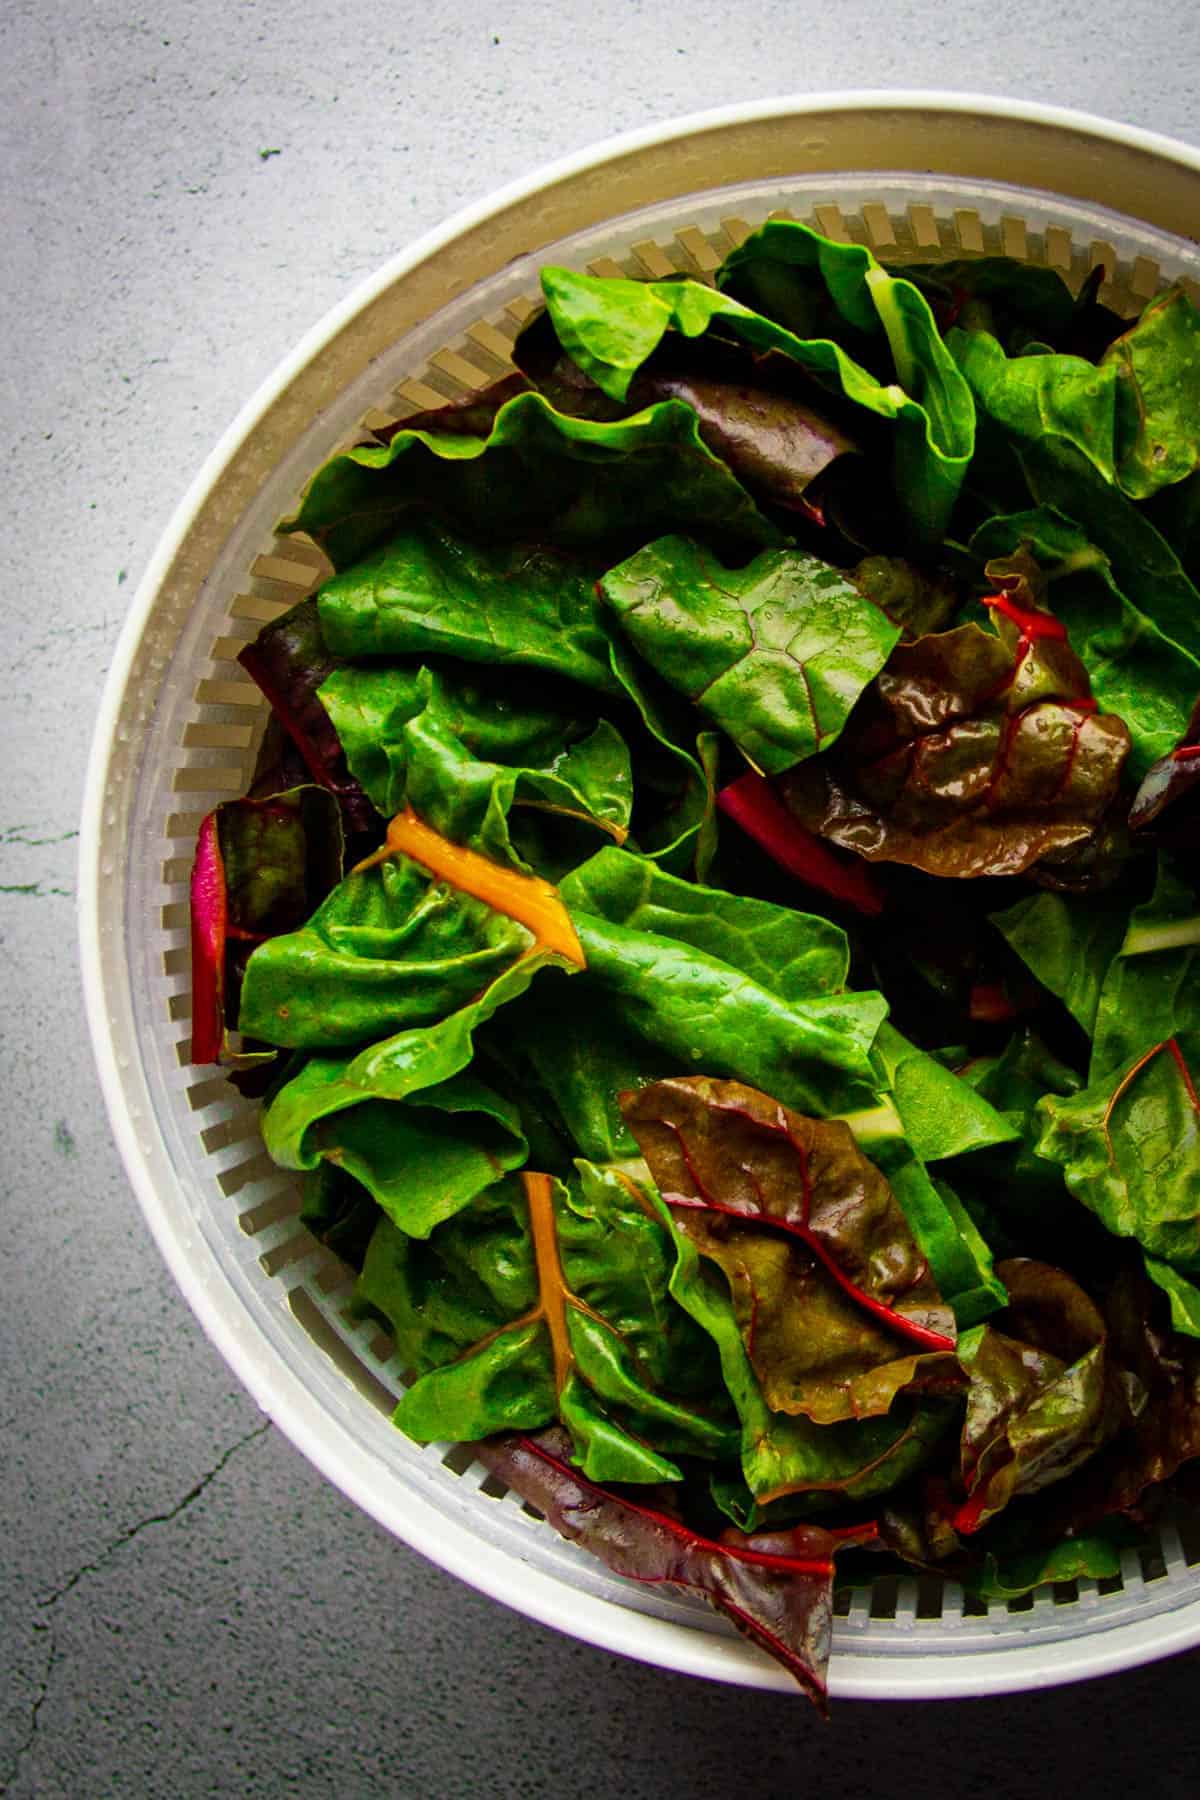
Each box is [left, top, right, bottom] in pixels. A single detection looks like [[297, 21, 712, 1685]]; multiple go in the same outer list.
[[780, 560, 1132, 880], [951, 1259, 1136, 1535], [970, 510, 1200, 782], [1129, 694, 1200, 846], [619, 1075, 960, 1429], [473, 1425, 880, 1712]]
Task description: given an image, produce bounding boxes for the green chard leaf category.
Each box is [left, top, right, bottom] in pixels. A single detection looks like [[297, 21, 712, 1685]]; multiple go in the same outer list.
[[281, 387, 785, 570], [314, 523, 717, 875], [714, 220, 975, 541], [994, 435, 1200, 663], [238, 845, 563, 1051], [1035, 1033, 1200, 1271], [318, 661, 633, 872], [360, 1163, 736, 1482], [989, 885, 1135, 1038], [1101, 284, 1200, 499], [1090, 858, 1200, 1078], [598, 535, 900, 776]]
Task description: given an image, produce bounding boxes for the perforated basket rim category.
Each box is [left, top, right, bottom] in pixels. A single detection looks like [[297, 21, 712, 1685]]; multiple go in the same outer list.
[[80, 90, 1200, 1701]]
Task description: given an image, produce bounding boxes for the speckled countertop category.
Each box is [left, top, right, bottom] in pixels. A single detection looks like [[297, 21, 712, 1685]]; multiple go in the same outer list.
[[4, 4, 1200, 1794]]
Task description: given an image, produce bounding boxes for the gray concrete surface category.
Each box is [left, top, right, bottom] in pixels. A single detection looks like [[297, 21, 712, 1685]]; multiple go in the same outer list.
[[3, 2, 1200, 1793]]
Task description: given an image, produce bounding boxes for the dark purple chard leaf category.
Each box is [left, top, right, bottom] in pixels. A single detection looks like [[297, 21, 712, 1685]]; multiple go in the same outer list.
[[628, 342, 862, 516], [780, 564, 1132, 880], [189, 785, 344, 1064], [951, 1260, 1135, 1535], [620, 1076, 956, 1350], [237, 597, 377, 834], [473, 1425, 878, 1711], [1031, 1264, 1200, 1529]]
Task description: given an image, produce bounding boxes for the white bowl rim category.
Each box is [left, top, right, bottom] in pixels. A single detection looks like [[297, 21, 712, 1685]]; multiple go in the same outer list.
[[79, 89, 1200, 1700]]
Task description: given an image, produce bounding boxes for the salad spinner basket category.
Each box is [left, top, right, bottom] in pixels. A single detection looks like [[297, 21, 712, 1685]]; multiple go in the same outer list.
[[81, 94, 1200, 1700]]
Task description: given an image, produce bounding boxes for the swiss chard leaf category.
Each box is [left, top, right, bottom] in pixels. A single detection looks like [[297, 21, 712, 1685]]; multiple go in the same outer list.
[[314, 523, 716, 874], [952, 1259, 1132, 1533], [971, 509, 1200, 781], [1035, 1032, 1200, 1271], [361, 1165, 736, 1482], [715, 221, 975, 542], [598, 535, 900, 775], [1129, 695, 1200, 845], [1101, 285, 1200, 499], [319, 662, 633, 871], [263, 1067, 526, 1238], [239, 850, 546, 1051], [1036, 1265, 1200, 1523], [780, 584, 1131, 880], [281, 388, 784, 571], [236, 598, 375, 833], [989, 885, 1135, 1038], [949, 327, 1122, 490], [473, 1426, 878, 1712], [1089, 858, 1200, 1079], [190, 785, 344, 1064], [998, 436, 1200, 662], [620, 1075, 961, 1429], [656, 1178, 958, 1509]]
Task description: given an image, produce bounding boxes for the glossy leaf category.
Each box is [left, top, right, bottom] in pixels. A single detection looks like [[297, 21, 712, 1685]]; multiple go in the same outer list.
[[473, 1426, 878, 1711], [620, 1075, 960, 1429], [950, 327, 1122, 488], [989, 885, 1134, 1037], [281, 388, 784, 570], [1035, 1032, 1200, 1270], [663, 1200, 958, 1509], [319, 661, 633, 870], [360, 1166, 735, 1482], [971, 509, 1200, 781], [781, 582, 1131, 880], [315, 522, 715, 873], [1102, 285, 1200, 498], [953, 1260, 1130, 1532], [1129, 695, 1200, 845], [715, 221, 975, 541], [1002, 435, 1200, 662], [599, 535, 900, 775], [1089, 859, 1200, 1079], [238, 841, 561, 1051]]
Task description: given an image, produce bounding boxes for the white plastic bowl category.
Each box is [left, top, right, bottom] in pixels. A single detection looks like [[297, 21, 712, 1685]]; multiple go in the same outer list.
[[81, 91, 1200, 1699]]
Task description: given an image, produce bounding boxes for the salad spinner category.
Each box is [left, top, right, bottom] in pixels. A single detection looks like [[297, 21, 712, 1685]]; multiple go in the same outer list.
[[80, 93, 1200, 1699]]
